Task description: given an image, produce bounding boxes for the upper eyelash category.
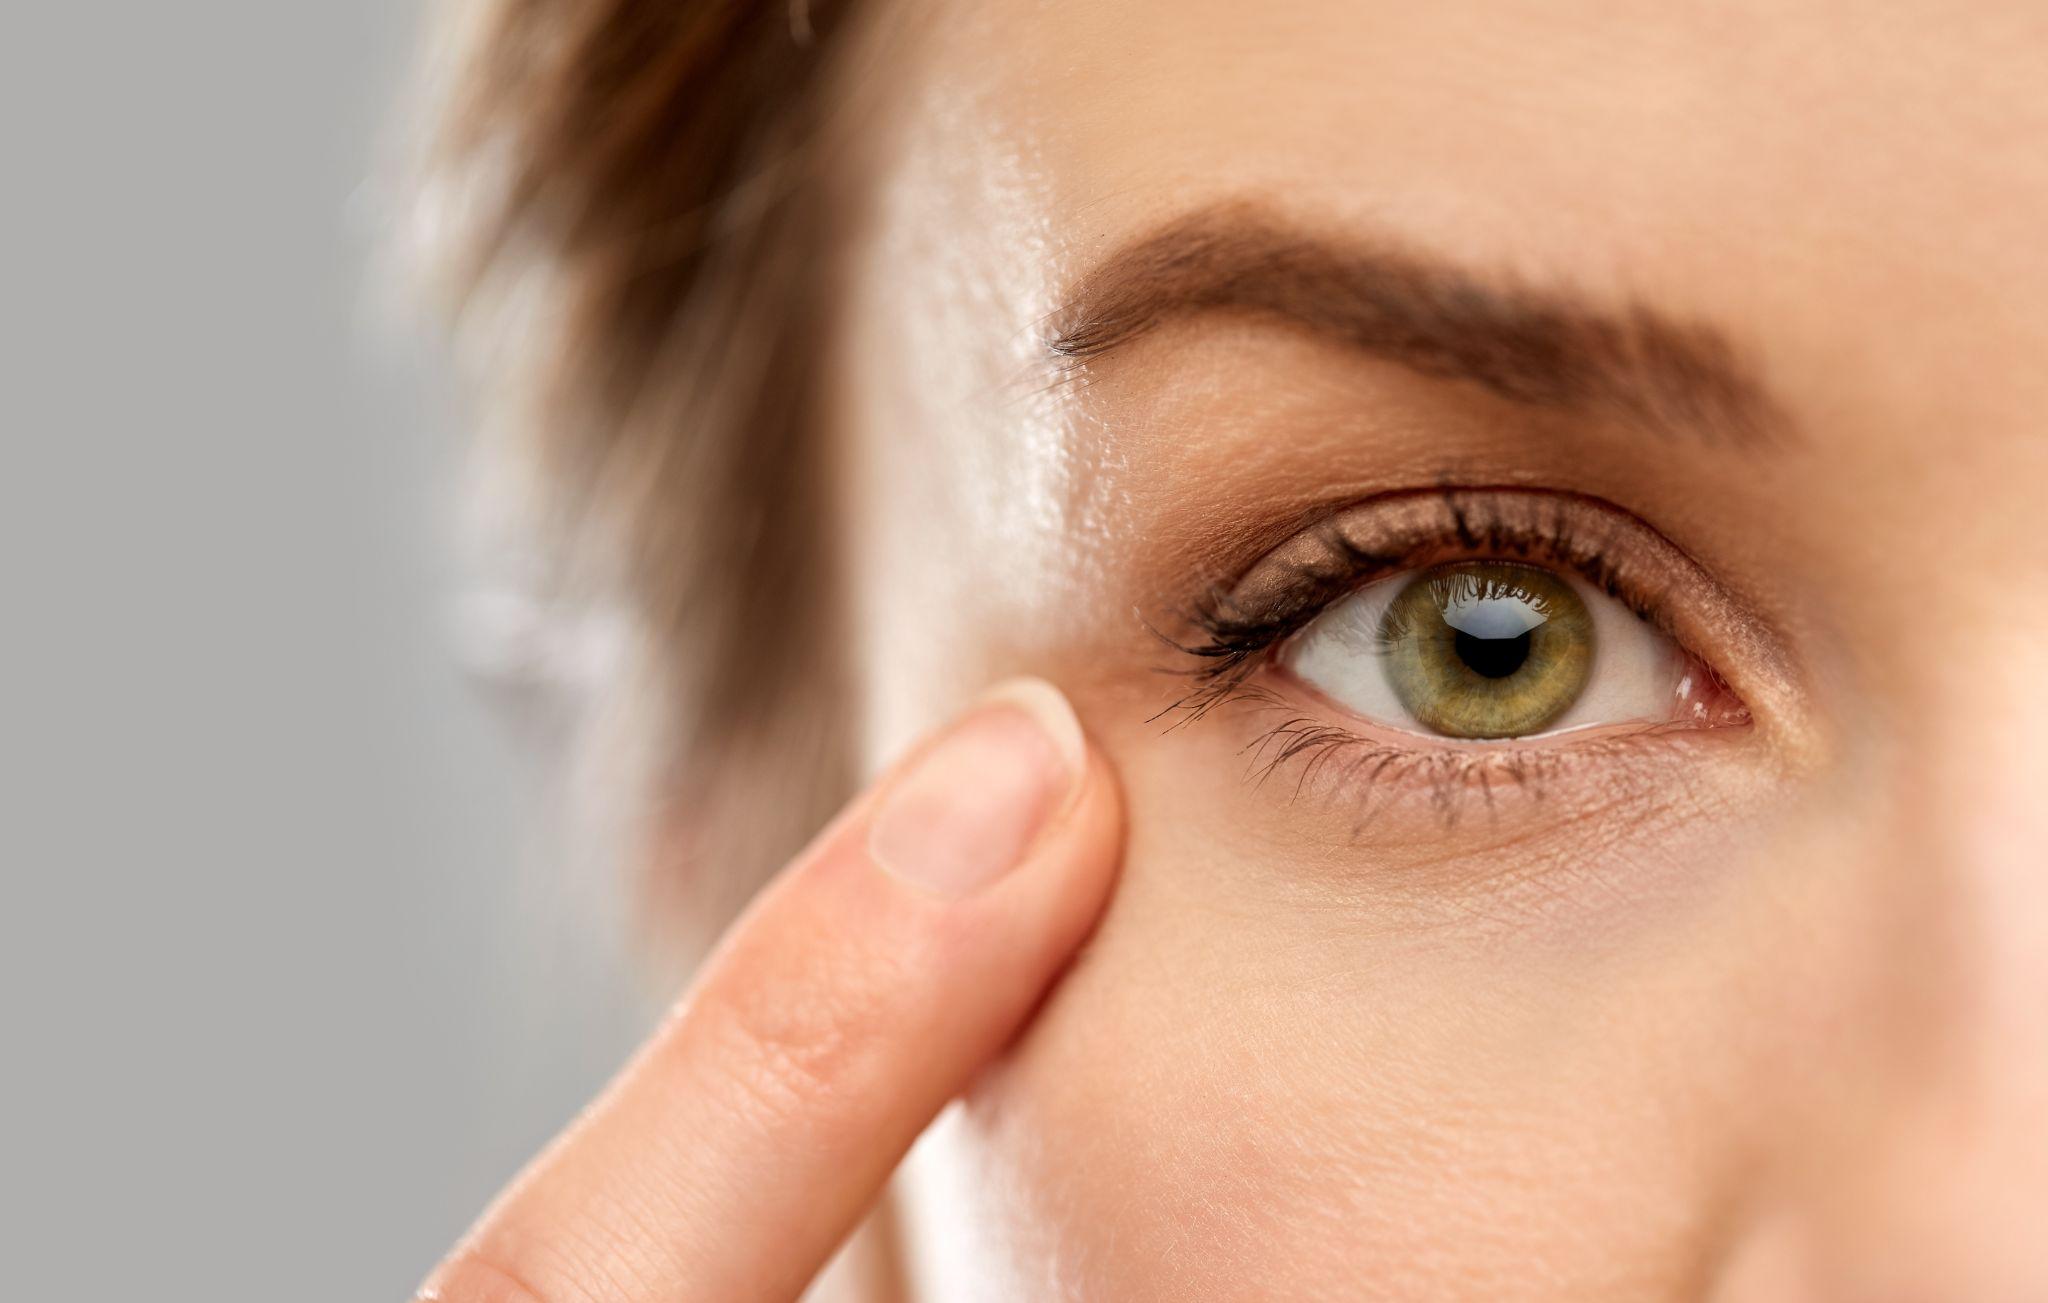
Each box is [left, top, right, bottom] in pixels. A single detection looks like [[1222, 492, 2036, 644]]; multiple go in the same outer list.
[[1150, 487, 1667, 727], [1351, 564, 1570, 648]]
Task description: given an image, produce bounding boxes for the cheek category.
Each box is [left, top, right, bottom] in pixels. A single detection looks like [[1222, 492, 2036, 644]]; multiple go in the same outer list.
[[908, 727, 1807, 1298]]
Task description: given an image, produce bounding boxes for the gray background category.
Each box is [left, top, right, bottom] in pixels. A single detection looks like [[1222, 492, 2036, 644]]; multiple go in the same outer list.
[[2, 3, 655, 1297]]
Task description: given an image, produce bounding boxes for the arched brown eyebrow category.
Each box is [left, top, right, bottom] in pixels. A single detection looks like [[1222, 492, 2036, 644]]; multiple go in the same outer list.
[[1050, 204, 1787, 445]]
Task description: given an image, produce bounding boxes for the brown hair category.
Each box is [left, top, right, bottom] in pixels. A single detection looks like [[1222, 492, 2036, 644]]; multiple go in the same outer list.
[[416, 0, 867, 955]]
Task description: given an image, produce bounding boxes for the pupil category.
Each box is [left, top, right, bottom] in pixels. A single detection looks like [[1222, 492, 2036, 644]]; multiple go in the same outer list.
[[1453, 628, 1531, 679]]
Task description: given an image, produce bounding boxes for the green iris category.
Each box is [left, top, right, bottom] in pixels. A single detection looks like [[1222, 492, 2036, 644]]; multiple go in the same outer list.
[[1379, 561, 1594, 738]]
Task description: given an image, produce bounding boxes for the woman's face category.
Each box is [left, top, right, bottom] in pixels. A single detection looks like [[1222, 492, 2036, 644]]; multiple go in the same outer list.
[[829, 2, 2048, 1295]]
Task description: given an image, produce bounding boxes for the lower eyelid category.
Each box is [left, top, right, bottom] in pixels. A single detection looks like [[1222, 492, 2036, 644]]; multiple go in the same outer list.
[[1205, 670, 1761, 841]]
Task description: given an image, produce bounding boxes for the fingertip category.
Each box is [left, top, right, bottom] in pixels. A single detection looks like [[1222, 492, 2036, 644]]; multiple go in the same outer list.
[[865, 676, 1103, 900]]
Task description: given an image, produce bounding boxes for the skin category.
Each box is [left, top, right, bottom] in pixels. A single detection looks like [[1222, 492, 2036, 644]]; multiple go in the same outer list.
[[830, 0, 2048, 1297], [428, 3, 2048, 1300]]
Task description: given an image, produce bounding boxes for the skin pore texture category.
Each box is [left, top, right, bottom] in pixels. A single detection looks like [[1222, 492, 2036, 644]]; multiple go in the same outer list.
[[824, 1, 2048, 1296]]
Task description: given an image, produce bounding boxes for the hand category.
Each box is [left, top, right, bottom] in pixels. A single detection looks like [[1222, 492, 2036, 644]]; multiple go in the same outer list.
[[418, 679, 1124, 1302]]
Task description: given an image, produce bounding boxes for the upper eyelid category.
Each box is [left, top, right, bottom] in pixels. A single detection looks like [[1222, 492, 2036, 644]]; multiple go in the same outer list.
[[1192, 489, 1665, 643]]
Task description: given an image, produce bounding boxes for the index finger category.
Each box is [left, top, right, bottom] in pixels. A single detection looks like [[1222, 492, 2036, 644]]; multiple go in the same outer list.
[[419, 679, 1123, 1303]]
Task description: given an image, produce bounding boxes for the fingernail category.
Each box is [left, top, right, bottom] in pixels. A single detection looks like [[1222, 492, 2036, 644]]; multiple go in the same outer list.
[[868, 678, 1086, 898]]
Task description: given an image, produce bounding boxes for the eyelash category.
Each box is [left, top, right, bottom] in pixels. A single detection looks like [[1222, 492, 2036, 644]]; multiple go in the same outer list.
[[1183, 682, 1716, 830], [1151, 487, 1740, 824]]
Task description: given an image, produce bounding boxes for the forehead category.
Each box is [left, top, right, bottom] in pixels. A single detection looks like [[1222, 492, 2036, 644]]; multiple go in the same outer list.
[[868, 0, 2048, 353]]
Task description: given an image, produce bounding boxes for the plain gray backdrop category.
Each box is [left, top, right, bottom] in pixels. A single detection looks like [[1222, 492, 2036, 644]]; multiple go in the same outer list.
[[3, 3, 656, 1297]]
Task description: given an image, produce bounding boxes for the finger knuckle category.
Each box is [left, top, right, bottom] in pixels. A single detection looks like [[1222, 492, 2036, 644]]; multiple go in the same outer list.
[[714, 991, 859, 1118], [700, 948, 907, 1121]]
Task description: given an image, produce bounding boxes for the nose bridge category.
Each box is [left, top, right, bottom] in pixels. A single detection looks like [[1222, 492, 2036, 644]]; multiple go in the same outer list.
[[1794, 575, 2048, 1294], [1848, 392, 2048, 1095], [1903, 579, 2048, 1074]]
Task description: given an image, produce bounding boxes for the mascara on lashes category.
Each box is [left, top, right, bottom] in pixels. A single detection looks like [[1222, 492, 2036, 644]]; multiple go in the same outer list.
[[1159, 488, 1714, 724]]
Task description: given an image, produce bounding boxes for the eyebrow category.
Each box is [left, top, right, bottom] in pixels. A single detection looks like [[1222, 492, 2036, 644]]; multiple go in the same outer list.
[[1049, 204, 1786, 445]]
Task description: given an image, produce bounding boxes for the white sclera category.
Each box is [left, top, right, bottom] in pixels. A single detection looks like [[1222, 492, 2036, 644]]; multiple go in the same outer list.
[[1283, 569, 1689, 740]]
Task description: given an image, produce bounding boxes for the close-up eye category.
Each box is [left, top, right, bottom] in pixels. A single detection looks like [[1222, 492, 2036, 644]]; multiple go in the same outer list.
[[1169, 489, 1763, 786], [1284, 558, 1701, 741]]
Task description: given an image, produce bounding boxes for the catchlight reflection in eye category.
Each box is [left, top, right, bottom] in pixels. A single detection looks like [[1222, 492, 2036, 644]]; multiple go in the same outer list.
[[1284, 560, 1691, 740]]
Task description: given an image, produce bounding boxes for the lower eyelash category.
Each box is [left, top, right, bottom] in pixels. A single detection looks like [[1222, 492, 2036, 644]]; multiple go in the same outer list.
[[1195, 680, 1710, 833]]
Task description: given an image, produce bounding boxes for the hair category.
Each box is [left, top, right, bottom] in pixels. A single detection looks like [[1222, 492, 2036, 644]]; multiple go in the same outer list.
[[412, 0, 869, 957]]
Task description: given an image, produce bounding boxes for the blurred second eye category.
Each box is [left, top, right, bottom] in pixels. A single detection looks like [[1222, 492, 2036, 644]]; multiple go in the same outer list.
[[1283, 560, 1695, 741]]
